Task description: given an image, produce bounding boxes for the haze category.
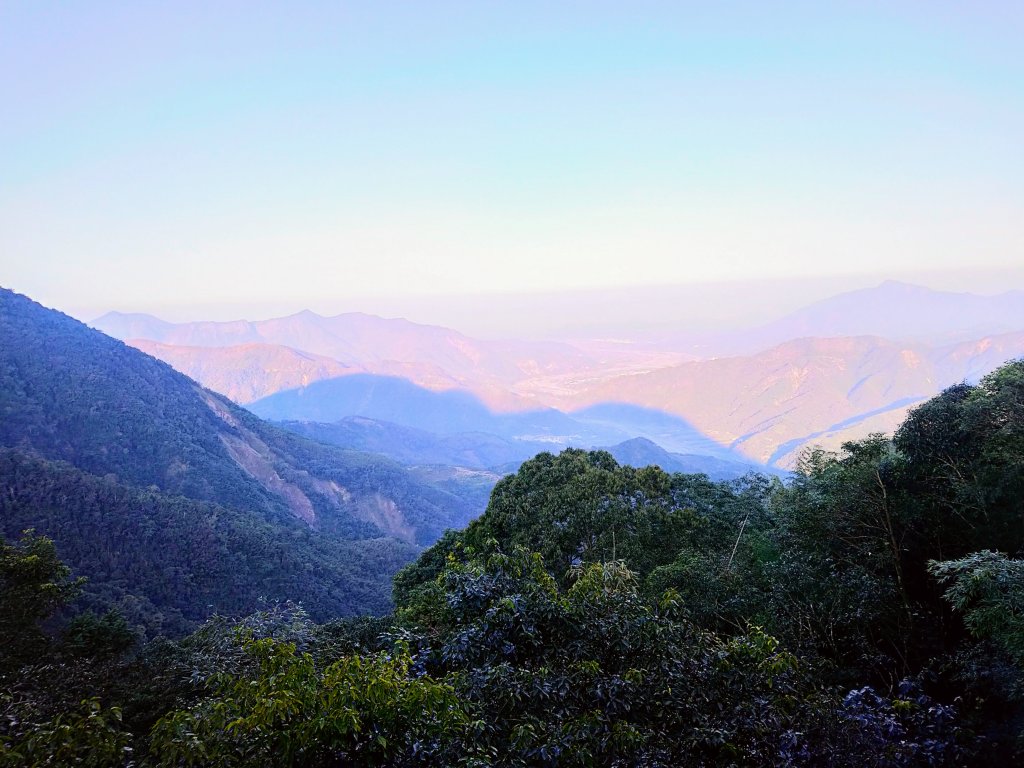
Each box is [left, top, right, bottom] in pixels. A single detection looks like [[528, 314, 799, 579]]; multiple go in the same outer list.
[[2, 1, 1023, 333]]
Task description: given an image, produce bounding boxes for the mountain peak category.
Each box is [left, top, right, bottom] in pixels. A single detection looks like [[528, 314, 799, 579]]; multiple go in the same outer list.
[[614, 436, 664, 451]]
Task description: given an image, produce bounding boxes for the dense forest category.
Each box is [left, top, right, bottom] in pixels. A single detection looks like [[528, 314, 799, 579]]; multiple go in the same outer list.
[[2, 361, 1023, 765], [0, 288, 487, 632], [0, 288, 480, 545], [0, 449, 417, 633]]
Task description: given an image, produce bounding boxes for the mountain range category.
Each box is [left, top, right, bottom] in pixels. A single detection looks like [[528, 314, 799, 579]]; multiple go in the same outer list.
[[0, 288, 483, 634], [94, 308, 600, 411], [548, 332, 1024, 466], [91, 282, 1024, 469], [646, 280, 1024, 356], [275, 416, 761, 481], [6, 280, 1023, 636], [752, 280, 1024, 346]]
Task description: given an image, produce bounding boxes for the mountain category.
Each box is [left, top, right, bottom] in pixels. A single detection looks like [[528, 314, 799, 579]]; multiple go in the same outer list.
[[406, 464, 505, 516], [760, 281, 1024, 345], [90, 284, 1024, 473], [2, 289, 475, 542], [557, 334, 1024, 466], [569, 403, 742, 459], [603, 437, 767, 481], [248, 374, 634, 446], [127, 339, 362, 404], [92, 309, 597, 410], [86, 311, 177, 341], [657, 282, 1024, 355], [0, 448, 417, 636], [276, 418, 764, 486], [277, 416, 553, 470], [0, 288, 481, 632]]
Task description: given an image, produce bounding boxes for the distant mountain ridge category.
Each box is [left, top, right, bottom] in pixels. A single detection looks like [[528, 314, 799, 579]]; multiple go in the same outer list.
[[277, 415, 554, 471], [654, 281, 1024, 356], [770, 280, 1024, 342], [250, 374, 634, 445], [275, 416, 764, 482], [89, 282, 1024, 469], [765, 281, 1024, 344], [557, 333, 1024, 466], [93, 308, 597, 411], [602, 437, 768, 480], [128, 338, 362, 404]]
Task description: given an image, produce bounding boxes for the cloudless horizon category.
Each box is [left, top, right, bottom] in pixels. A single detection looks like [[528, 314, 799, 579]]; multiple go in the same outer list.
[[2, 2, 1022, 330], [53, 266, 1024, 341]]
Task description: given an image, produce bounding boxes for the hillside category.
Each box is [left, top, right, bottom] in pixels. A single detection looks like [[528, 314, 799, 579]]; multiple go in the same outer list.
[[604, 436, 767, 480], [1, 288, 476, 542], [553, 334, 1024, 465], [0, 288, 479, 631], [0, 449, 417, 635], [100, 284, 1024, 471], [93, 308, 597, 410], [248, 373, 633, 446], [127, 339, 362, 404], [277, 416, 553, 470]]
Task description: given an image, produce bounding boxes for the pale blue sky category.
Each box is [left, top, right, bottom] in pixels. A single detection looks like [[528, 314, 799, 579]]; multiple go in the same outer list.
[[1, 1, 1022, 325]]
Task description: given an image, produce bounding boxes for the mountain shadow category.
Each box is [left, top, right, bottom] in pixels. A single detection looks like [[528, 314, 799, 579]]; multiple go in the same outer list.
[[276, 416, 555, 470], [570, 402, 754, 463], [248, 374, 636, 444], [254, 377, 760, 479]]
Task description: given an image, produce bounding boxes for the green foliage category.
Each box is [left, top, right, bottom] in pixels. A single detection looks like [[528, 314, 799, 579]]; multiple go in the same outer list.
[[0, 449, 418, 635], [404, 546, 957, 766], [0, 530, 84, 671], [929, 550, 1024, 759], [150, 636, 467, 767], [762, 364, 1024, 683], [393, 529, 463, 609], [395, 449, 769, 613], [0, 698, 132, 768], [895, 362, 1024, 559], [763, 438, 915, 677], [930, 551, 1024, 665], [62, 610, 137, 659]]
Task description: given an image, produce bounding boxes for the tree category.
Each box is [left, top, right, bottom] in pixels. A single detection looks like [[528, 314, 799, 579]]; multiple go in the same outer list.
[[930, 551, 1024, 666], [150, 635, 469, 767], [0, 530, 84, 671]]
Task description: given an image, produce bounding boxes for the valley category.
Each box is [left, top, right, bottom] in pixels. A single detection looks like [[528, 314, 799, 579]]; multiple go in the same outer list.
[[92, 281, 1024, 471]]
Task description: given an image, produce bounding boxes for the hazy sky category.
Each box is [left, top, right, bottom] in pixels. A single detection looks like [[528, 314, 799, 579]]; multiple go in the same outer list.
[[1, 1, 1022, 326]]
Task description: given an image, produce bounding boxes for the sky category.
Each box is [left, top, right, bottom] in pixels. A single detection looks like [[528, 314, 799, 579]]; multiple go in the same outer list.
[[1, 1, 1022, 331]]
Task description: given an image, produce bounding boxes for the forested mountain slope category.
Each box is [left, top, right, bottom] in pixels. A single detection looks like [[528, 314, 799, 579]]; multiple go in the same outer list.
[[0, 449, 416, 635], [4, 361, 1024, 764], [0, 288, 474, 542], [0, 288, 476, 632]]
